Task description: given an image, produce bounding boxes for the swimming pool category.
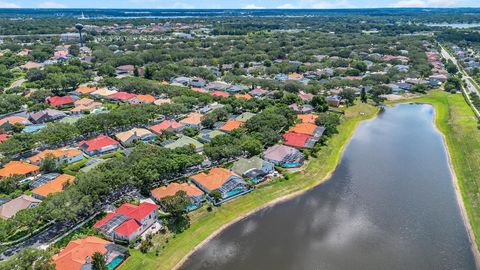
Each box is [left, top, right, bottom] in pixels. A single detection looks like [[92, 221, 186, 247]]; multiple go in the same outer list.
[[107, 255, 125, 270]]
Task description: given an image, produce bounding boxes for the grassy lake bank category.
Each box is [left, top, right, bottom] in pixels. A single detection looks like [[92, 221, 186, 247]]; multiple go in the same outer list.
[[120, 102, 378, 270]]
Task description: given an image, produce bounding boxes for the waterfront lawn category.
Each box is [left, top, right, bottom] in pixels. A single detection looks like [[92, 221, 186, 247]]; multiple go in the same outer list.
[[120, 102, 378, 270], [391, 91, 480, 249]]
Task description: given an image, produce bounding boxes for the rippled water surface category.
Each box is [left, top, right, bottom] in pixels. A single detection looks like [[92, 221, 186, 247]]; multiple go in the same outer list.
[[181, 104, 476, 270]]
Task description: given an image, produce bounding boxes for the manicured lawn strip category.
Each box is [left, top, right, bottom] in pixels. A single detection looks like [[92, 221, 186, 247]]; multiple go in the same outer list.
[[120, 102, 378, 270], [389, 91, 480, 250]]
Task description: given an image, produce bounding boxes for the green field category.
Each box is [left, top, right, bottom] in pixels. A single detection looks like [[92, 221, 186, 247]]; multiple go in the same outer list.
[[120, 103, 378, 270], [389, 91, 480, 250]]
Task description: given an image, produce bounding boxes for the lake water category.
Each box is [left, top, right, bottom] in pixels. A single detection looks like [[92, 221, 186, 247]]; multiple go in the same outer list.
[[426, 23, 480, 29], [180, 104, 476, 270]]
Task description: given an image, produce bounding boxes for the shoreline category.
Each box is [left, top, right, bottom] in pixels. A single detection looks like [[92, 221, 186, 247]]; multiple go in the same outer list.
[[173, 113, 374, 270], [431, 107, 480, 268]]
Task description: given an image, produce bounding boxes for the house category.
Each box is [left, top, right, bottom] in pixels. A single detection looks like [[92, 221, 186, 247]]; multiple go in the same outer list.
[[231, 157, 274, 184], [129, 94, 155, 104], [115, 128, 156, 147], [206, 81, 230, 91], [0, 134, 10, 143], [219, 119, 244, 133], [298, 114, 318, 124], [298, 91, 314, 102], [0, 195, 41, 220], [289, 123, 325, 138], [289, 104, 314, 114], [288, 73, 304, 80], [91, 88, 118, 98], [0, 161, 39, 178], [191, 87, 209, 94], [325, 95, 342, 107], [189, 78, 206, 88], [108, 92, 137, 102], [78, 135, 120, 156], [179, 112, 203, 128], [151, 183, 205, 211], [74, 86, 98, 95], [263, 144, 305, 168], [249, 87, 268, 97], [234, 93, 253, 100], [153, 98, 172, 106], [53, 236, 128, 270], [71, 98, 103, 114], [93, 202, 158, 242], [20, 61, 43, 70], [211, 91, 230, 98], [283, 132, 318, 149], [171, 76, 191, 86], [199, 102, 224, 114], [115, 65, 135, 76], [21, 124, 46, 134], [149, 120, 185, 135], [235, 112, 256, 122], [198, 129, 225, 143], [47, 96, 77, 107], [191, 168, 250, 204], [28, 148, 83, 165], [29, 109, 67, 123], [163, 135, 203, 152], [0, 116, 31, 130], [31, 174, 74, 199], [228, 85, 250, 93]]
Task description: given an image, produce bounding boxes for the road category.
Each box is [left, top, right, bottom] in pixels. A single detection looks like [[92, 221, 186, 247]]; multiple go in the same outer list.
[[6, 78, 26, 90]]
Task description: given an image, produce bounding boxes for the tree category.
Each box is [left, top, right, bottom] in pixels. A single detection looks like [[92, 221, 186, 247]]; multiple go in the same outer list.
[[315, 112, 341, 137], [446, 60, 458, 74], [310, 95, 328, 112], [241, 138, 263, 157], [162, 191, 191, 233], [209, 190, 222, 203], [0, 248, 55, 270], [360, 88, 367, 103], [92, 252, 108, 270], [339, 88, 356, 106]]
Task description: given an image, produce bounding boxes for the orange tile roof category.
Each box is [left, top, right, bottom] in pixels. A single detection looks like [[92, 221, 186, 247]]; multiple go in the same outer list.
[[27, 148, 82, 164], [151, 182, 204, 200], [297, 114, 318, 124], [32, 174, 74, 198], [180, 112, 203, 126], [234, 93, 253, 100], [289, 123, 318, 136], [75, 86, 97, 95], [53, 236, 111, 270], [191, 168, 236, 191], [219, 119, 244, 132], [0, 116, 28, 127], [133, 94, 155, 103], [0, 161, 39, 178]]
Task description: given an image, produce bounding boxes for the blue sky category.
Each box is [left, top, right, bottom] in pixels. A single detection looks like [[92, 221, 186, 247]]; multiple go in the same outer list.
[[2, 0, 480, 9]]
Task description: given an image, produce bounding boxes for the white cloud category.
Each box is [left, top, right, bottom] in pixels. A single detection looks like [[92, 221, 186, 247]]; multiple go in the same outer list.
[[0, 1, 19, 8], [242, 4, 265, 9], [277, 3, 296, 8], [394, 0, 467, 7], [38, 1, 68, 8], [394, 0, 426, 7], [276, 0, 356, 9]]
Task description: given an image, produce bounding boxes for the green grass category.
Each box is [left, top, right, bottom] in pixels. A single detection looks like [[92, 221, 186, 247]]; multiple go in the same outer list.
[[389, 90, 480, 251], [120, 102, 378, 270]]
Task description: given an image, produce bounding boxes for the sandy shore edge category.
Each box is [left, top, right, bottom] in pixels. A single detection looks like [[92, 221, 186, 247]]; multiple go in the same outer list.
[[172, 116, 371, 270]]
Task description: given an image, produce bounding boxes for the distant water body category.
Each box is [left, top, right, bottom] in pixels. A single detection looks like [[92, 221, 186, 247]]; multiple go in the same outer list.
[[180, 104, 476, 270], [426, 23, 480, 29]]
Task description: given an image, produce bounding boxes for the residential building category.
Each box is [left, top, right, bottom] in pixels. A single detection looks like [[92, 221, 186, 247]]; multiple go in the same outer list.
[[91, 88, 118, 98], [289, 123, 325, 138], [179, 112, 203, 128], [298, 114, 318, 124], [115, 65, 135, 76], [0, 195, 41, 220], [0, 116, 31, 130], [71, 98, 103, 114], [149, 120, 185, 135], [283, 132, 318, 149], [0, 161, 39, 178], [235, 112, 256, 122], [219, 119, 244, 133], [29, 109, 66, 124], [191, 168, 250, 204], [198, 129, 225, 143], [108, 92, 137, 102], [263, 144, 305, 168], [234, 93, 253, 100], [115, 128, 156, 147], [27, 148, 83, 165], [163, 135, 204, 152], [53, 236, 128, 270], [289, 104, 314, 114], [130, 94, 155, 104], [151, 182, 204, 211], [325, 95, 342, 107], [93, 202, 158, 242], [231, 157, 274, 184], [47, 96, 77, 107], [78, 135, 120, 156], [31, 174, 75, 199]]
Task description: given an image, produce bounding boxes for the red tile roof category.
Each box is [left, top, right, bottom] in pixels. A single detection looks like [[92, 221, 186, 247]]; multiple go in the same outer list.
[[149, 120, 183, 134], [0, 134, 10, 143], [79, 135, 119, 152], [53, 236, 111, 270], [47, 96, 75, 107], [116, 202, 157, 221], [151, 182, 204, 200], [93, 212, 116, 229], [108, 91, 137, 101], [211, 91, 230, 97], [283, 132, 313, 148], [114, 219, 141, 237], [191, 88, 208, 93]]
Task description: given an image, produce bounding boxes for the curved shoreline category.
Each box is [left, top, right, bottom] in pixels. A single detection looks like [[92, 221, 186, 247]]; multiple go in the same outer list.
[[173, 114, 375, 270]]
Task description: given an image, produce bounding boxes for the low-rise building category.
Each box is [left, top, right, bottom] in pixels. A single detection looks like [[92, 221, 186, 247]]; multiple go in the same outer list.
[[0, 195, 41, 220], [31, 174, 74, 199], [162, 135, 203, 152], [78, 135, 120, 156], [179, 112, 203, 128], [115, 128, 156, 147], [27, 148, 83, 165], [151, 182, 205, 211], [149, 120, 185, 135], [0, 161, 39, 179], [29, 109, 67, 124], [231, 157, 274, 184], [263, 144, 305, 168], [93, 202, 158, 242]]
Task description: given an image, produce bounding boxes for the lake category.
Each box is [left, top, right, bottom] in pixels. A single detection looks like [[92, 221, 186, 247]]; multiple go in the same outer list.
[[180, 104, 476, 270]]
